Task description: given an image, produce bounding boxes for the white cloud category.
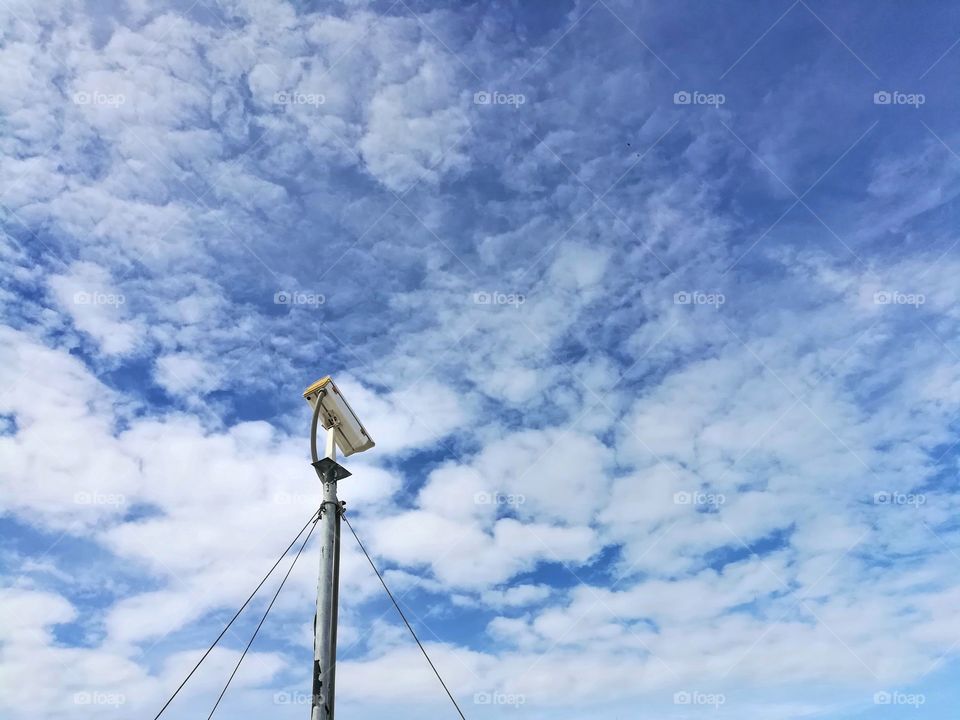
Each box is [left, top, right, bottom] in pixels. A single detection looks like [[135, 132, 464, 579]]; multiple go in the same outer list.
[[154, 351, 220, 395], [48, 261, 142, 356], [3, 2, 960, 719]]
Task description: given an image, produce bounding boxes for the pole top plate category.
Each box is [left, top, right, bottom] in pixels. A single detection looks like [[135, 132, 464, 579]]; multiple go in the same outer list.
[[311, 457, 352, 482]]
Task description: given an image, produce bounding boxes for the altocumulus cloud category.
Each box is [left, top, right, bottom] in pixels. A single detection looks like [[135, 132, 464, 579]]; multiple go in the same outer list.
[[3, 1, 960, 719]]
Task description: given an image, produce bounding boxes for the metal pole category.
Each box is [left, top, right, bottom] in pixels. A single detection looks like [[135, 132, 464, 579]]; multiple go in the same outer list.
[[328, 490, 342, 711], [311, 428, 341, 720]]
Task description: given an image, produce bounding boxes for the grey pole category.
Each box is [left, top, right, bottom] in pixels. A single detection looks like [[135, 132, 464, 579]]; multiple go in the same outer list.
[[311, 430, 342, 720], [328, 488, 342, 710]]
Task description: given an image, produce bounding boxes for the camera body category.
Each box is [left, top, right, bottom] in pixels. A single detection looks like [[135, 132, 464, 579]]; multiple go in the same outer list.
[[303, 377, 375, 457]]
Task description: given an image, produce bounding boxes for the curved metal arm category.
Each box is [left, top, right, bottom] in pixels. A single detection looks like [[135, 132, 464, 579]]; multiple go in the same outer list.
[[310, 389, 325, 464]]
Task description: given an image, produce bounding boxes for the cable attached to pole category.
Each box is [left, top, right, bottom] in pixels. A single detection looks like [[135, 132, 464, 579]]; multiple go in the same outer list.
[[152, 507, 320, 720], [342, 514, 467, 720], [207, 512, 321, 718]]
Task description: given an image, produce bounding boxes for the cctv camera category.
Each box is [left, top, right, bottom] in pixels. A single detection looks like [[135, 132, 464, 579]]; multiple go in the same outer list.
[[303, 377, 375, 457]]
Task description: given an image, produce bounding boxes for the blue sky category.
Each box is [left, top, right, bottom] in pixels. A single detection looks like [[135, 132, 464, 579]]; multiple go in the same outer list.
[[3, 0, 960, 718]]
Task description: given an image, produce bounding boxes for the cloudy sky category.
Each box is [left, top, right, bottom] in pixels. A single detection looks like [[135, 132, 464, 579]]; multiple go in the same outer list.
[[2, 0, 960, 718]]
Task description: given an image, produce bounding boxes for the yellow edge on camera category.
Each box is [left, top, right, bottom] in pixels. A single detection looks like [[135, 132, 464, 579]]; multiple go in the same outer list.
[[302, 376, 333, 398]]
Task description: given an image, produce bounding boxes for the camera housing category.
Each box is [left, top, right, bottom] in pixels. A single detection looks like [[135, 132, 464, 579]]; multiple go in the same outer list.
[[303, 376, 375, 457]]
